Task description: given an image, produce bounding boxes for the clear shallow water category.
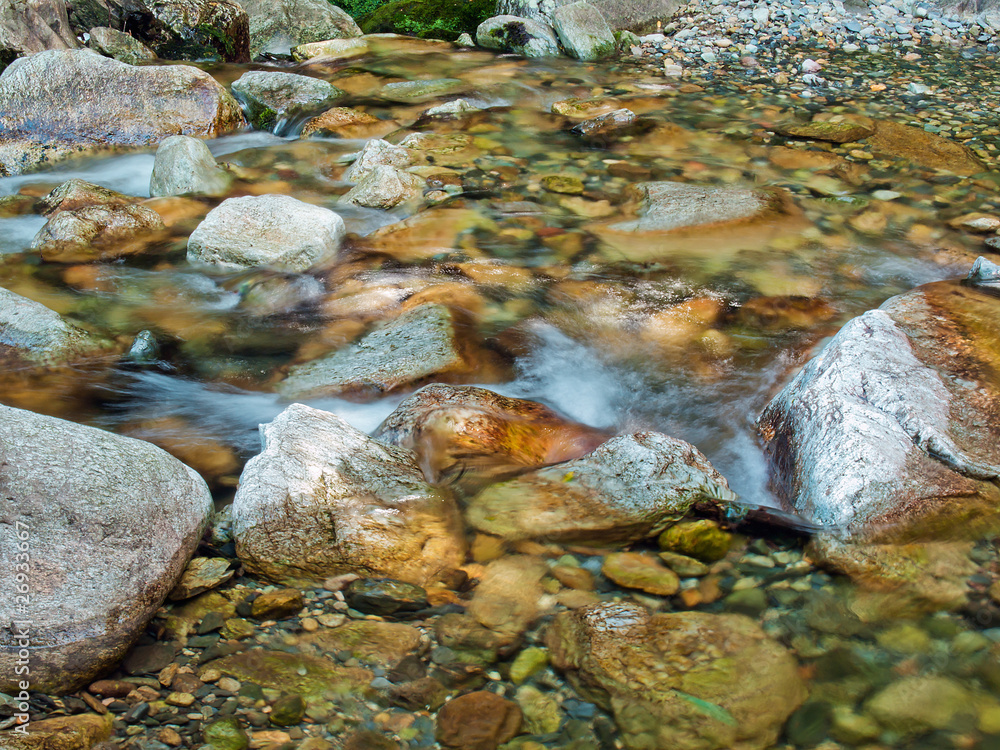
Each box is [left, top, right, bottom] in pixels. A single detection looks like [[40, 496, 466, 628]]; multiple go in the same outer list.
[[4, 42, 1000, 750]]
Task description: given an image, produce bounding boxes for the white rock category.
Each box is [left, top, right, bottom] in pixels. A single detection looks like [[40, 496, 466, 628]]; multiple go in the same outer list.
[[343, 138, 411, 183], [339, 165, 425, 209], [187, 194, 344, 272]]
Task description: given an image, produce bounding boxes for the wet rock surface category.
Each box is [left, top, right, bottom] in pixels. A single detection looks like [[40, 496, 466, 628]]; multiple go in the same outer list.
[[232, 403, 466, 586]]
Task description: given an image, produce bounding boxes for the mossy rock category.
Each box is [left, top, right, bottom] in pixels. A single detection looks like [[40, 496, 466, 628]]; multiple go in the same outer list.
[[360, 0, 498, 41]]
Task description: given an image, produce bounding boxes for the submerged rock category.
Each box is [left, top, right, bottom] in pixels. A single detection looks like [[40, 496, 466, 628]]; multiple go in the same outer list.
[[592, 181, 804, 261], [231, 70, 345, 133], [865, 118, 985, 175], [0, 50, 245, 175], [552, 1, 615, 61], [758, 274, 1000, 541], [277, 304, 497, 401], [547, 602, 806, 750], [475, 15, 559, 57], [0, 713, 112, 749], [465, 431, 738, 544], [0, 286, 116, 367], [379, 78, 466, 103], [187, 194, 345, 272], [301, 107, 394, 139], [772, 118, 874, 143], [435, 691, 523, 750], [232, 403, 466, 586], [150, 135, 233, 197], [291, 36, 369, 61], [235, 0, 361, 58], [373, 383, 608, 492], [0, 404, 213, 693], [31, 202, 166, 262], [208, 648, 373, 700]]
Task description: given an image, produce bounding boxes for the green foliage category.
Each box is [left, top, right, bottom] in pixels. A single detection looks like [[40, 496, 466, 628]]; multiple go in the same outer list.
[[332, 0, 496, 41]]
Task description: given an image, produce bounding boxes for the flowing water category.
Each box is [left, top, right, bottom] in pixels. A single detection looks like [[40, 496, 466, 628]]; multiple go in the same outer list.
[[5, 40, 1000, 748]]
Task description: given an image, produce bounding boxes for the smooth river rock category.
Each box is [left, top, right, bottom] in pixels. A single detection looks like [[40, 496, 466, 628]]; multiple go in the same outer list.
[[232, 403, 466, 586], [187, 194, 345, 271], [235, 0, 361, 58], [30, 202, 166, 262], [373, 383, 608, 493], [150, 135, 233, 197], [465, 431, 738, 544], [758, 271, 1000, 541], [547, 602, 807, 750], [0, 404, 213, 693], [0, 49, 245, 175]]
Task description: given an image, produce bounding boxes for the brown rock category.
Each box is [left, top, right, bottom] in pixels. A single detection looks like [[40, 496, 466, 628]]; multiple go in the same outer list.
[[466, 556, 548, 644], [772, 119, 874, 143], [4, 712, 112, 749], [435, 691, 523, 750], [301, 107, 396, 139], [866, 118, 985, 175], [169, 557, 235, 601], [344, 731, 400, 750], [601, 551, 680, 596], [301, 620, 422, 666], [373, 383, 608, 494], [251, 588, 305, 620], [88, 679, 135, 698], [31, 203, 166, 263]]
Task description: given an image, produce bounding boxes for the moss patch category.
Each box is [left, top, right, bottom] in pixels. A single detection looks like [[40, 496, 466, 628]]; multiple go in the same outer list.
[[352, 0, 497, 40]]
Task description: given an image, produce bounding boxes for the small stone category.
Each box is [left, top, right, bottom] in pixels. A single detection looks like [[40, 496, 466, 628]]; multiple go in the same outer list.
[[541, 174, 585, 195], [602, 552, 680, 596], [658, 520, 732, 561], [251, 588, 305, 620], [436, 691, 523, 750], [724, 587, 768, 616], [515, 684, 562, 734], [270, 694, 306, 726], [657, 551, 709, 577], [345, 578, 429, 616], [510, 647, 550, 685], [165, 692, 196, 707]]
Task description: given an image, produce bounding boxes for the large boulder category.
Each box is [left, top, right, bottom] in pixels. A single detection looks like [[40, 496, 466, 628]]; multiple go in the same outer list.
[[373, 383, 608, 493], [186, 194, 345, 272], [230, 70, 345, 133], [231, 403, 466, 586], [475, 15, 559, 57], [30, 202, 166, 262], [552, 1, 615, 61], [547, 603, 807, 750], [591, 181, 806, 262], [0, 286, 116, 367], [498, 0, 681, 32], [0, 49, 245, 175], [0, 0, 78, 67], [0, 404, 213, 693], [465, 431, 738, 544], [277, 303, 501, 401], [234, 0, 360, 58], [149, 135, 233, 197], [131, 0, 250, 62], [758, 264, 1000, 541]]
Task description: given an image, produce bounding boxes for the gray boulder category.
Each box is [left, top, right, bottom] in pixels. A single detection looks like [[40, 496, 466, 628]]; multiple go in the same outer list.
[[87, 26, 157, 65], [476, 15, 559, 57], [186, 194, 345, 272], [465, 431, 738, 544], [758, 270, 1000, 541], [0, 286, 116, 366], [343, 138, 411, 183], [552, 2, 615, 60], [498, 0, 682, 32], [0, 49, 245, 175], [230, 70, 345, 133], [276, 303, 479, 401], [338, 165, 424, 209], [231, 403, 466, 586], [234, 0, 361, 58], [0, 0, 78, 66], [0, 404, 213, 693], [150, 135, 233, 197], [134, 0, 250, 62]]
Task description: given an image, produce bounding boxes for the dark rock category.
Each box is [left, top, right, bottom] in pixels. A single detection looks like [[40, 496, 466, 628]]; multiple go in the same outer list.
[[122, 643, 177, 675], [136, 0, 250, 62], [435, 691, 523, 750], [345, 578, 428, 616], [269, 694, 306, 726], [250, 588, 305, 620]]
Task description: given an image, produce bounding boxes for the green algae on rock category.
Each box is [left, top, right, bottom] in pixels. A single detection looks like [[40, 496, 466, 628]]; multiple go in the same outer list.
[[547, 602, 806, 750], [207, 649, 374, 700], [658, 519, 733, 562]]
